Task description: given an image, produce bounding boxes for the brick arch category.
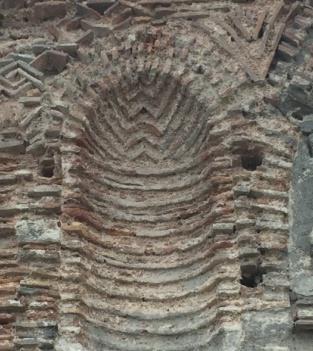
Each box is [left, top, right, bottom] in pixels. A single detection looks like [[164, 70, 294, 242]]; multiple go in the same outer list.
[[56, 25, 298, 351]]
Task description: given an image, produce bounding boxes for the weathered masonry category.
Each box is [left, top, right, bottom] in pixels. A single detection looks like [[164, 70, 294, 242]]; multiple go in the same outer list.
[[0, 1, 313, 350]]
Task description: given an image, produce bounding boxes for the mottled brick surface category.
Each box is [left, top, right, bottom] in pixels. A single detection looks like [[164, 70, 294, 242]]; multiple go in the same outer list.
[[0, 1, 313, 351]]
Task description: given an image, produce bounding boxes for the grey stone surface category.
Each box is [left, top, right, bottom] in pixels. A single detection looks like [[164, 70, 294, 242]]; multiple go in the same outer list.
[[241, 310, 292, 351], [289, 137, 313, 346], [16, 219, 61, 243]]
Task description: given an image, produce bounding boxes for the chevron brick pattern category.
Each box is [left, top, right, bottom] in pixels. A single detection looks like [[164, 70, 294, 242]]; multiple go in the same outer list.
[[0, 61, 44, 98]]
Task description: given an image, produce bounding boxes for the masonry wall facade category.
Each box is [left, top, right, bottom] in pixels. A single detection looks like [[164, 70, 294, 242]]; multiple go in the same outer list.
[[0, 1, 313, 350]]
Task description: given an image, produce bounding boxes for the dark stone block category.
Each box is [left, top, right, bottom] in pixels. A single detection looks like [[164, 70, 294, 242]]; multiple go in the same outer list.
[[87, 0, 116, 14], [33, 1, 67, 21]]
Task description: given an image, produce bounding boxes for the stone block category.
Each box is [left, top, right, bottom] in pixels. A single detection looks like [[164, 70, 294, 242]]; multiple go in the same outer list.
[[0, 174, 17, 185], [76, 30, 94, 46], [87, 0, 116, 14], [294, 320, 313, 331], [16, 219, 61, 244], [0, 140, 25, 154], [80, 20, 111, 37], [0, 313, 15, 324], [31, 50, 68, 73], [0, 224, 15, 237], [32, 43, 53, 56], [292, 274, 313, 296], [76, 3, 102, 19], [19, 96, 41, 107], [28, 185, 61, 198], [56, 43, 78, 57], [277, 42, 298, 61], [1, 0, 25, 9], [46, 50, 68, 73], [33, 1, 67, 21], [301, 120, 313, 134], [0, 205, 28, 217], [15, 170, 33, 181], [8, 53, 34, 63], [0, 300, 25, 312]]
